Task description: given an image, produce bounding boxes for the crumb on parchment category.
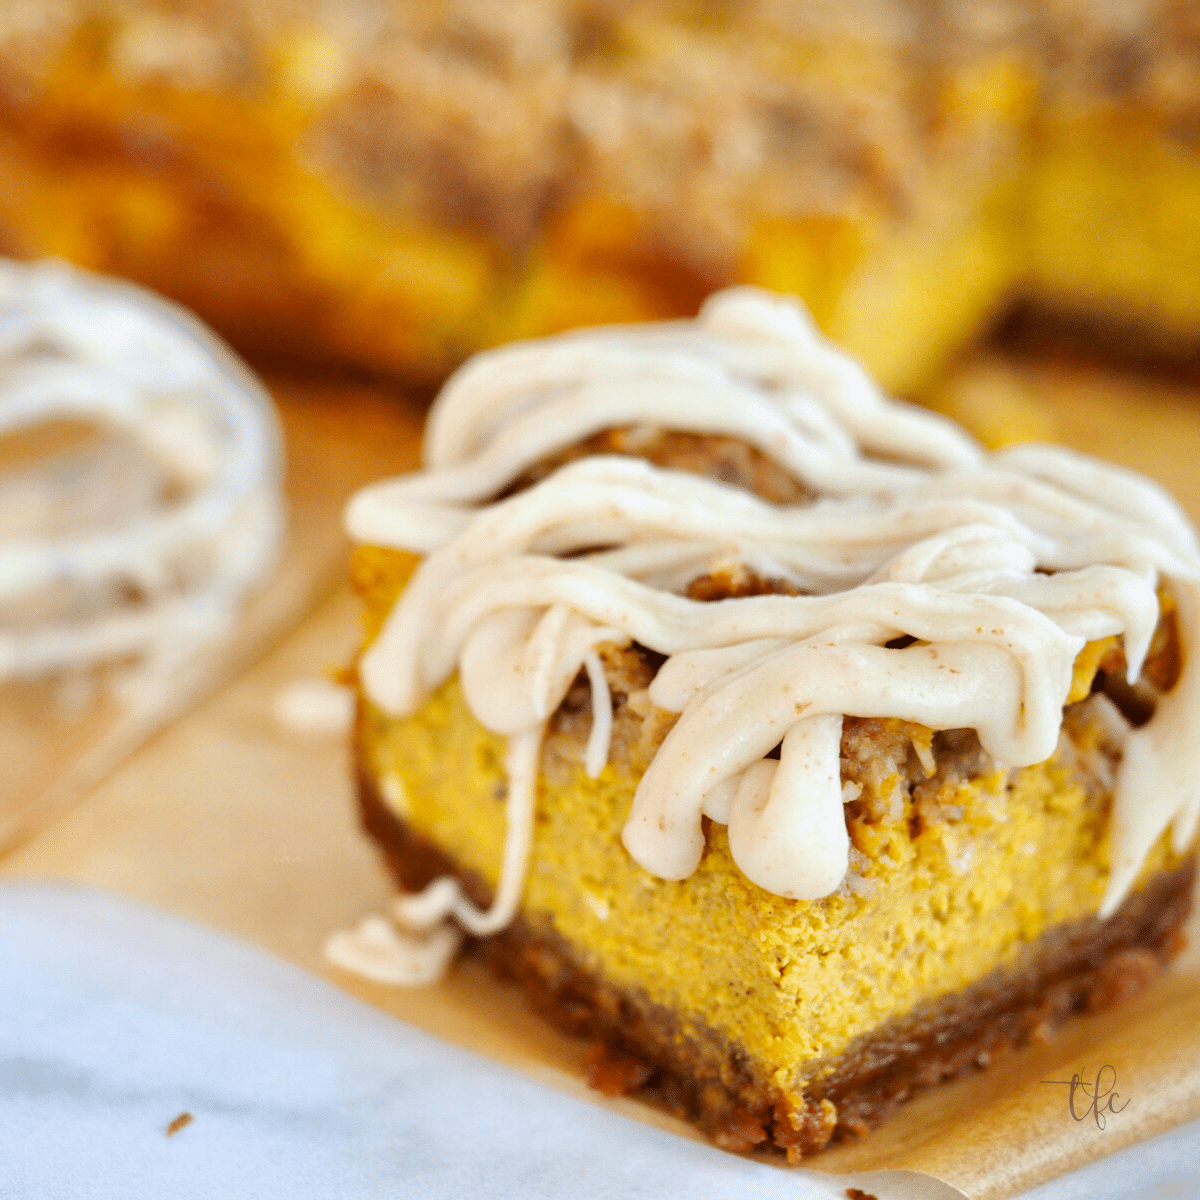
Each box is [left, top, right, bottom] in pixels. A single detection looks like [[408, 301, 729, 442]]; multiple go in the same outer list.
[[165, 1112, 194, 1137]]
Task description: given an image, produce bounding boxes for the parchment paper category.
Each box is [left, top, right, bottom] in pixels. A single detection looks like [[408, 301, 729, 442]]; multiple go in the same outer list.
[[3, 357, 1199, 1199]]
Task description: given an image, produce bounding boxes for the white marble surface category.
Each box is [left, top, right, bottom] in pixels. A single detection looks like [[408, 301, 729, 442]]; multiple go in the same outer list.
[[1, 880, 1195, 1200], [1015, 1120, 1200, 1200]]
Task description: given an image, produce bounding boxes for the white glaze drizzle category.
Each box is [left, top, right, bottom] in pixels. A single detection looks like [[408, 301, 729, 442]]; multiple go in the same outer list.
[[341, 288, 1200, 981], [0, 258, 284, 701], [324, 914, 463, 987], [394, 729, 542, 937]]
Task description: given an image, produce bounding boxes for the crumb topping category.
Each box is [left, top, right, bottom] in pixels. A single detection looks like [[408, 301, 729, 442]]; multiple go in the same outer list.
[[4, 1, 1199, 273]]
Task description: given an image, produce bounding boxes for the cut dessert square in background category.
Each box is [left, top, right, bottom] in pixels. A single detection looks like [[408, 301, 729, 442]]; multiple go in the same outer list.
[[1, 1, 1199, 406]]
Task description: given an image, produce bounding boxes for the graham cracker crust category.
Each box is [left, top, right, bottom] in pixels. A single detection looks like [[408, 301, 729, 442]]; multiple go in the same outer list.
[[995, 302, 1200, 385], [357, 766, 1195, 1159]]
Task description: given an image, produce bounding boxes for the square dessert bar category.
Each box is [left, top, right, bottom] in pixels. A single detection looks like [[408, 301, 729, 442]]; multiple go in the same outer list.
[[9, 4, 1200, 396], [333, 289, 1200, 1156]]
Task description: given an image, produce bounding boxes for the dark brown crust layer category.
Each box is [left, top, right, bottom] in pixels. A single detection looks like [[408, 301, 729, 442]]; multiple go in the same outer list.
[[358, 765, 1194, 1159], [996, 301, 1200, 385]]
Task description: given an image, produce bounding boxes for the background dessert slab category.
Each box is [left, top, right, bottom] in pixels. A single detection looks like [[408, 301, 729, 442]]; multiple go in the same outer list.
[[3, 351, 1200, 1198], [3, 1, 1200, 400]]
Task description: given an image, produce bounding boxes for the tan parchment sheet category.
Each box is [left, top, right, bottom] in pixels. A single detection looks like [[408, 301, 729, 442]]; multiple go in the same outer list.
[[3, 357, 1199, 1199]]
